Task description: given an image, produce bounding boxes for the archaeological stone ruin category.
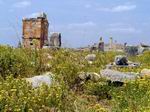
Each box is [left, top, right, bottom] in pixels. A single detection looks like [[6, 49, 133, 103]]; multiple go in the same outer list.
[[98, 37, 104, 52], [25, 72, 52, 88], [50, 33, 62, 48], [22, 12, 62, 49], [100, 69, 138, 83], [106, 55, 140, 69], [22, 12, 49, 49], [115, 55, 128, 66]]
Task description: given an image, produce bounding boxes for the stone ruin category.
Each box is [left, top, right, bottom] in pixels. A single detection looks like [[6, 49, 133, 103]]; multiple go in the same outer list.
[[90, 43, 97, 52], [101, 55, 141, 86], [22, 12, 63, 49], [98, 37, 104, 52], [50, 33, 62, 48], [125, 46, 139, 56], [106, 55, 140, 69], [85, 54, 96, 64], [22, 12, 49, 49], [100, 69, 138, 86], [115, 55, 128, 66], [124, 44, 150, 56], [25, 72, 52, 88], [138, 44, 150, 54]]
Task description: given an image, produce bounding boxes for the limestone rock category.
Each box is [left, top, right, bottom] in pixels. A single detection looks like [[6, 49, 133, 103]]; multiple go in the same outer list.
[[128, 61, 140, 67], [50, 33, 61, 47], [141, 69, 150, 77], [125, 46, 138, 56], [107, 55, 140, 68], [26, 72, 52, 88], [100, 69, 137, 82], [115, 55, 128, 66], [78, 72, 100, 82], [138, 44, 150, 54], [85, 54, 96, 63]]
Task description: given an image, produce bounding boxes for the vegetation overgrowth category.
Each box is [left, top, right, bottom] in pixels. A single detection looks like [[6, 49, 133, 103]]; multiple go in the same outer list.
[[0, 45, 150, 111]]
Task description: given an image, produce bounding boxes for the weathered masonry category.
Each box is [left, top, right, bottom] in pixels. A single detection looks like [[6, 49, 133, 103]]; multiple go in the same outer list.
[[50, 33, 62, 48], [22, 12, 49, 48]]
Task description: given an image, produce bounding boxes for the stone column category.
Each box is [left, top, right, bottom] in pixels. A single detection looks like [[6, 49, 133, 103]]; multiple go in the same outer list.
[[109, 37, 113, 50], [98, 37, 104, 52]]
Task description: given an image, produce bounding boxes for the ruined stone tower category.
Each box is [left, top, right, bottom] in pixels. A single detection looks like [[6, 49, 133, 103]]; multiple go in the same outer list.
[[22, 12, 49, 48]]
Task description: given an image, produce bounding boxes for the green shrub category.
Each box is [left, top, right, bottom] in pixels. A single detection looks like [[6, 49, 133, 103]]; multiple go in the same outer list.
[[111, 79, 150, 112], [0, 45, 50, 78], [0, 75, 76, 112], [84, 80, 112, 100]]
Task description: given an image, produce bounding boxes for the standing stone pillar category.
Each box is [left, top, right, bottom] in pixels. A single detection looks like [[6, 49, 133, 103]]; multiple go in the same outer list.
[[98, 37, 104, 52], [50, 33, 61, 48], [109, 37, 113, 50]]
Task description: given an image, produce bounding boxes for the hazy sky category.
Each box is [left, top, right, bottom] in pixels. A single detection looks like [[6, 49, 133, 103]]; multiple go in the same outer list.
[[0, 0, 150, 47]]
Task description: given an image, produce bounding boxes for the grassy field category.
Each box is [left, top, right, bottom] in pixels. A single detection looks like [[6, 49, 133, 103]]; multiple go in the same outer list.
[[0, 45, 150, 112]]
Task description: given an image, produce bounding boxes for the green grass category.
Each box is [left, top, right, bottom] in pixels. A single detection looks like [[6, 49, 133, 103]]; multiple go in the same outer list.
[[0, 45, 150, 111]]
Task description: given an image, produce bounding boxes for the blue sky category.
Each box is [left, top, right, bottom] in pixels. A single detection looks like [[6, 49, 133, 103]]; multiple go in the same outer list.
[[0, 0, 150, 48]]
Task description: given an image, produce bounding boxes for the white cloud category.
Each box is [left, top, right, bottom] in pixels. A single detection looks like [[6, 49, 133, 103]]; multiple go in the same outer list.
[[97, 4, 136, 12], [108, 23, 131, 27], [13, 1, 31, 8], [106, 27, 141, 34], [68, 21, 96, 29], [106, 22, 141, 33], [112, 5, 136, 12]]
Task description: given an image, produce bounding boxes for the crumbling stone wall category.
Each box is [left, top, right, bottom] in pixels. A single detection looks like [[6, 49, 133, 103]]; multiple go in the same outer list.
[[22, 13, 49, 48]]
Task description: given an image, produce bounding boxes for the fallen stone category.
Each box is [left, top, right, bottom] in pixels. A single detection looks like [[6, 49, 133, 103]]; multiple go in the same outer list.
[[125, 46, 139, 56], [26, 72, 52, 88], [115, 55, 128, 66], [106, 55, 140, 68], [100, 69, 137, 82], [128, 61, 140, 67], [85, 54, 96, 63], [141, 69, 150, 77], [78, 72, 100, 82], [87, 72, 101, 82], [138, 44, 150, 54]]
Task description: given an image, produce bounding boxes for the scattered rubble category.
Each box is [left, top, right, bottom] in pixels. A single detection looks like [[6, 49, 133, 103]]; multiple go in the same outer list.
[[78, 72, 101, 82], [128, 61, 140, 67], [100, 69, 137, 82], [73, 72, 101, 90], [125, 44, 150, 56], [106, 55, 140, 68], [26, 72, 52, 88], [138, 44, 150, 54], [125, 46, 139, 56]]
